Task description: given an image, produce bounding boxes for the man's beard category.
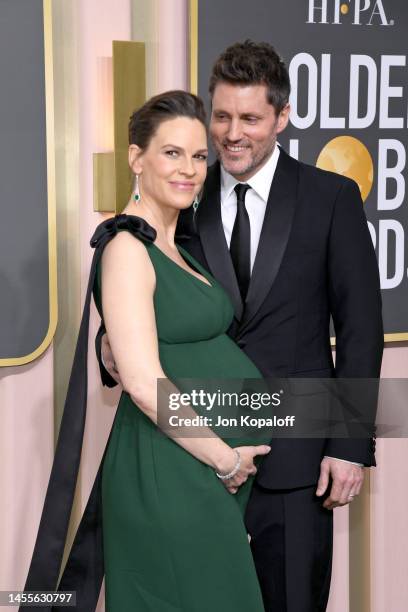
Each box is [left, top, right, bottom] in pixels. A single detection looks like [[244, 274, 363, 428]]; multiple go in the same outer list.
[[213, 140, 275, 178]]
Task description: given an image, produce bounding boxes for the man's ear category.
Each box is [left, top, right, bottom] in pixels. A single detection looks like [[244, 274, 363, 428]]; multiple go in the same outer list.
[[277, 103, 290, 134], [128, 144, 143, 174]]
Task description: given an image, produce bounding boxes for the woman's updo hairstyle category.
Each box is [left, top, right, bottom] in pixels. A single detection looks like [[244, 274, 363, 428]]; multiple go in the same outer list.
[[128, 90, 207, 149]]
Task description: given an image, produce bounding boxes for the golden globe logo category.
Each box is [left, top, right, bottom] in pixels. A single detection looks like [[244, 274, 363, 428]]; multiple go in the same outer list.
[[307, 0, 393, 26], [316, 136, 374, 202]]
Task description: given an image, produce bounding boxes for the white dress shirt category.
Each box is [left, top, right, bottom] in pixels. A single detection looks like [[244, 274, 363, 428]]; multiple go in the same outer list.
[[219, 146, 363, 470]]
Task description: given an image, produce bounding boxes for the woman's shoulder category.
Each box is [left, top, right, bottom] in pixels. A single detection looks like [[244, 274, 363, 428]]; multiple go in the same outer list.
[[90, 214, 156, 252], [92, 214, 157, 292]]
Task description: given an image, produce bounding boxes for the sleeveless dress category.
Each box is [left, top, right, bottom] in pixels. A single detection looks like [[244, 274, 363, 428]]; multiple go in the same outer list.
[[92, 220, 266, 612]]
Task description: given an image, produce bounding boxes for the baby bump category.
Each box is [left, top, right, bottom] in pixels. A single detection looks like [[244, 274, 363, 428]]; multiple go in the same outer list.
[[159, 334, 261, 379]]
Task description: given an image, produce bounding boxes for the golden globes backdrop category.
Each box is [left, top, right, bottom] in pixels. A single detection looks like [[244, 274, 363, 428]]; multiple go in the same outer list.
[[192, 0, 407, 341], [0, 0, 56, 366]]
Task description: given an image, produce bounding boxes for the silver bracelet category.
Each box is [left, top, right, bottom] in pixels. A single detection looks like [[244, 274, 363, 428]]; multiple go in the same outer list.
[[215, 449, 241, 480]]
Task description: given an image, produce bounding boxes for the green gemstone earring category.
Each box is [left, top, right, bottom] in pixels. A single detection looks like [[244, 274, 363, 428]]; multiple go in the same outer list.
[[193, 194, 199, 212], [133, 174, 141, 202]]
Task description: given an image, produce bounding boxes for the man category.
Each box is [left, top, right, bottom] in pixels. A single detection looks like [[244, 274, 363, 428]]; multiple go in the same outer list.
[[98, 41, 383, 611]]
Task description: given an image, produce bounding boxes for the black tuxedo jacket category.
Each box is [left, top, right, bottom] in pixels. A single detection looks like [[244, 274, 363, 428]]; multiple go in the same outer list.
[[173, 148, 383, 489]]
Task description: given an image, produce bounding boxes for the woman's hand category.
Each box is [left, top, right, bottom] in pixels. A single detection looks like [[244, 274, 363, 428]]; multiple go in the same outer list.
[[216, 445, 271, 494]]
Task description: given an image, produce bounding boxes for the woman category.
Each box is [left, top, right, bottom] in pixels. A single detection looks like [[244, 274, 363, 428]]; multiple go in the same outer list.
[[96, 91, 270, 611], [23, 91, 269, 612]]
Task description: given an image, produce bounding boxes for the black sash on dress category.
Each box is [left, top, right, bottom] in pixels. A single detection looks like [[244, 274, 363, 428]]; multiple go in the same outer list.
[[20, 215, 156, 612]]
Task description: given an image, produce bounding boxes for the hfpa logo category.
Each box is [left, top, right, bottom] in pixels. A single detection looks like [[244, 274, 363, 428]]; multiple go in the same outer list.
[[307, 0, 393, 26]]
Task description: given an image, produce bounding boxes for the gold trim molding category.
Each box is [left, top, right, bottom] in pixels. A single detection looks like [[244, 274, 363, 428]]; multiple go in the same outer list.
[[349, 473, 371, 611], [189, 0, 198, 94]]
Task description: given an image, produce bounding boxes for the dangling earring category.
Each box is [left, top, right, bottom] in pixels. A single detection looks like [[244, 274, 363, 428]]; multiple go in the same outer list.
[[133, 174, 141, 202], [193, 194, 199, 212]]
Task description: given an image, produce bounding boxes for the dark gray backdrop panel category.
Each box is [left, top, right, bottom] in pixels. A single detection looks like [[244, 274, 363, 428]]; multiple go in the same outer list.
[[197, 0, 408, 337], [0, 0, 50, 358]]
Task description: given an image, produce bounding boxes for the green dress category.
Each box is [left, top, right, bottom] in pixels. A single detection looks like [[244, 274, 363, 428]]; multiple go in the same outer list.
[[94, 225, 265, 612]]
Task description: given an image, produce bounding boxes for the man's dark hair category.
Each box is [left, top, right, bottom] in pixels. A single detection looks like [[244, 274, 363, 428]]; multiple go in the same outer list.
[[129, 90, 207, 149], [209, 40, 290, 113]]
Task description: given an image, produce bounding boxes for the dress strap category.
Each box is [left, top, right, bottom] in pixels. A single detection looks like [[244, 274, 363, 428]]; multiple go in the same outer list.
[[21, 215, 155, 612]]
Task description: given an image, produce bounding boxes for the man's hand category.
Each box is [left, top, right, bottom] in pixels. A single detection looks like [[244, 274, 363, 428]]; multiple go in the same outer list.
[[316, 456, 364, 510], [101, 333, 122, 385]]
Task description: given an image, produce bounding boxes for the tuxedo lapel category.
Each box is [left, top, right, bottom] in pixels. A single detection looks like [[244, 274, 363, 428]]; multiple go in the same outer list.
[[239, 149, 299, 333], [197, 162, 244, 320]]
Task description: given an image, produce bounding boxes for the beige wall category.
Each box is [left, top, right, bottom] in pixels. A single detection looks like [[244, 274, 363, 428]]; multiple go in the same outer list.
[[0, 1, 407, 610]]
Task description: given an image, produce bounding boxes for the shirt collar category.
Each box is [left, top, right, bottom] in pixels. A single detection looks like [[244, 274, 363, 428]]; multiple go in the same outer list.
[[220, 145, 280, 206]]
